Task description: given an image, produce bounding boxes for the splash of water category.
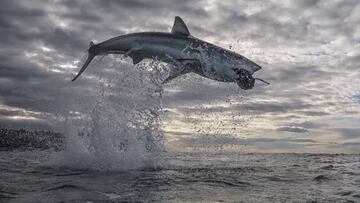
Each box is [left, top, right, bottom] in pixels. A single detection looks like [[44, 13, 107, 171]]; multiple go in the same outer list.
[[49, 57, 168, 171]]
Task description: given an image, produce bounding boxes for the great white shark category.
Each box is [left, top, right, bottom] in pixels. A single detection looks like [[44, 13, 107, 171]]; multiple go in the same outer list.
[[72, 16, 269, 89]]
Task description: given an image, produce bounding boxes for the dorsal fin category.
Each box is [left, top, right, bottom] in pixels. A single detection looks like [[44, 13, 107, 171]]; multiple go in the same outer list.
[[171, 16, 190, 36]]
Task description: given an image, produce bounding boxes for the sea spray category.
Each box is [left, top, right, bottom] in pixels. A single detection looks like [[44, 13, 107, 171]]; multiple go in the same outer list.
[[48, 57, 168, 171]]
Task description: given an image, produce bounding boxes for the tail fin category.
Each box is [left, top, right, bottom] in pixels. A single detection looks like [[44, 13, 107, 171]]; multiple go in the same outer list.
[[72, 42, 96, 81]]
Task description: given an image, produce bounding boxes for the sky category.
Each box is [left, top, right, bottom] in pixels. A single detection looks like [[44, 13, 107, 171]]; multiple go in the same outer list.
[[1, 0, 360, 153]]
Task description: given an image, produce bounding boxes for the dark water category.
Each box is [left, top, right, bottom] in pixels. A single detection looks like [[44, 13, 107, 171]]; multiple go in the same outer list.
[[0, 151, 359, 203]]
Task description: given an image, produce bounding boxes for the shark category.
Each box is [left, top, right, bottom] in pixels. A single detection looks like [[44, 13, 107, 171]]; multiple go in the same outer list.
[[72, 16, 269, 90]]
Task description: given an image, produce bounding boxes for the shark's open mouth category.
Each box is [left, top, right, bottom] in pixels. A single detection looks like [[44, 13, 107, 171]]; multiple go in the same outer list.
[[235, 69, 270, 90]]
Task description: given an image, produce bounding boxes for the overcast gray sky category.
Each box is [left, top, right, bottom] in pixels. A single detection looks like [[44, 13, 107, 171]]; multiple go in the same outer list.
[[1, 0, 360, 153]]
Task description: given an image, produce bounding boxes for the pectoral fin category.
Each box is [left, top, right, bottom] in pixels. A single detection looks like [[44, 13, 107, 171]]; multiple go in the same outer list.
[[125, 47, 146, 65], [162, 58, 200, 84]]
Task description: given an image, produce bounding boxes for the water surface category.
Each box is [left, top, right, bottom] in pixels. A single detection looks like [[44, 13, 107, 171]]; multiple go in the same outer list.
[[1, 151, 359, 202]]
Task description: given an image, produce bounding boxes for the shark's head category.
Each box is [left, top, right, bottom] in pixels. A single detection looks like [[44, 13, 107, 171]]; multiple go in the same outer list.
[[219, 51, 269, 90]]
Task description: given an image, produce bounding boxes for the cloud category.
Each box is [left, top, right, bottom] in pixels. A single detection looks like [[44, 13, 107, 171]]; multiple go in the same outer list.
[[288, 121, 325, 129], [177, 133, 318, 150], [342, 142, 360, 146], [335, 128, 360, 139], [0, 116, 50, 129], [276, 126, 309, 133]]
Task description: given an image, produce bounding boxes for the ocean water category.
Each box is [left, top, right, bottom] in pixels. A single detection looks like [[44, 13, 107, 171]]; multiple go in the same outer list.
[[0, 151, 359, 202]]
